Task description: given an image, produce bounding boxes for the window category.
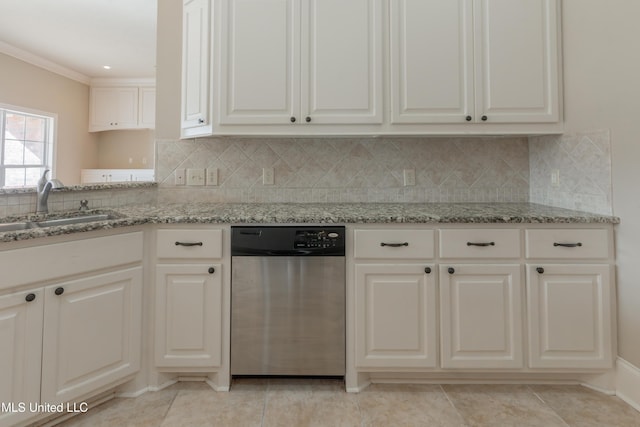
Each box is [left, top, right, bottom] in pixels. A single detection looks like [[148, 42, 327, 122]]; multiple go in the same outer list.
[[0, 105, 55, 188]]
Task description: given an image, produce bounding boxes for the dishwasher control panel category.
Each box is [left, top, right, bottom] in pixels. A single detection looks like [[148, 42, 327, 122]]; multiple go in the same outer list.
[[232, 226, 345, 256], [294, 229, 342, 249]]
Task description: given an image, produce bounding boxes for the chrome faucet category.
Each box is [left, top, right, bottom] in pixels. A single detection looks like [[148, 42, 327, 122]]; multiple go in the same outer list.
[[36, 169, 64, 214]]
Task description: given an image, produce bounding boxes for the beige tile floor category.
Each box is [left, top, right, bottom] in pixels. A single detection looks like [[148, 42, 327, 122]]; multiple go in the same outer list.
[[53, 378, 640, 427]]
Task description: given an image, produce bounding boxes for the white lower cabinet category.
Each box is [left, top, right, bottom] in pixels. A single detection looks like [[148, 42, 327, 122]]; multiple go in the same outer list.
[[154, 228, 226, 370], [0, 231, 144, 427], [526, 264, 613, 369], [355, 263, 437, 368], [439, 264, 523, 369], [0, 289, 43, 427], [41, 267, 143, 405], [350, 225, 614, 389], [155, 264, 222, 368]]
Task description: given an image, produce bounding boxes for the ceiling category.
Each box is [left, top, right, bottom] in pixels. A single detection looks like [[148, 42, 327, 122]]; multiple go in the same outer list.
[[0, 0, 157, 82]]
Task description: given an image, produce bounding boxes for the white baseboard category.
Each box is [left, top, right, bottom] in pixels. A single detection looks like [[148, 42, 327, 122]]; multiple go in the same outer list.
[[616, 357, 640, 412]]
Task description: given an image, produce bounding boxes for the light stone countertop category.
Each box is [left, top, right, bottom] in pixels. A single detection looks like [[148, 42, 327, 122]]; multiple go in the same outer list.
[[0, 202, 620, 243]]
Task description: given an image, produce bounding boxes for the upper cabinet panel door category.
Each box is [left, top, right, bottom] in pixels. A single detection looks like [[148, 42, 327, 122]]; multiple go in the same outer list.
[[218, 0, 300, 124], [90, 88, 139, 130], [301, 0, 383, 124], [474, 0, 559, 123], [182, 0, 211, 133], [390, 0, 474, 124]]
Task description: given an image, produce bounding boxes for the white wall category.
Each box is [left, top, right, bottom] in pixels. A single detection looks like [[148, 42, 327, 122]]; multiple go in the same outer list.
[[562, 0, 640, 367], [0, 53, 99, 184]]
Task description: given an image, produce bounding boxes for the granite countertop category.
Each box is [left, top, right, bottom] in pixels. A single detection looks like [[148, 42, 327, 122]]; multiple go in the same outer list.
[[0, 203, 620, 243]]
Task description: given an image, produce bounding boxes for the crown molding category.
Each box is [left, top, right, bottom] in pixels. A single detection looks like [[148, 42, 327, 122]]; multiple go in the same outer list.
[[0, 40, 91, 85]]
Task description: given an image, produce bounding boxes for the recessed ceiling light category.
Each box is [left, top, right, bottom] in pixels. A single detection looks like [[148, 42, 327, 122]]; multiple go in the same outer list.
[[103, 65, 111, 70]]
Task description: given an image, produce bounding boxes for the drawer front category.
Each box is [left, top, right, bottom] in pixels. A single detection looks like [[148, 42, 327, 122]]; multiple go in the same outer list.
[[440, 229, 521, 259], [354, 229, 434, 259], [525, 229, 610, 259], [157, 229, 223, 259]]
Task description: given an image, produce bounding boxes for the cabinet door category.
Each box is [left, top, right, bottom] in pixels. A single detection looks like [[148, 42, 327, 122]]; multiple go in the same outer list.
[[474, 0, 559, 123], [0, 289, 43, 427], [527, 264, 613, 369], [182, 0, 211, 134], [41, 267, 143, 404], [218, 0, 299, 124], [155, 264, 222, 368], [301, 0, 383, 124], [139, 87, 156, 129], [390, 0, 474, 123], [355, 264, 437, 368], [90, 87, 139, 130], [440, 264, 523, 369]]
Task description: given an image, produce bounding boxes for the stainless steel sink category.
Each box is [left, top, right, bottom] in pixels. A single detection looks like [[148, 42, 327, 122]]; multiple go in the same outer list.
[[34, 214, 114, 228], [0, 222, 36, 232], [0, 213, 118, 233]]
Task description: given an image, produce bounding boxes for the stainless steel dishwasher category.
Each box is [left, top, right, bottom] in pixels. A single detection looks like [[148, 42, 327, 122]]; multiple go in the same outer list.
[[231, 226, 345, 376]]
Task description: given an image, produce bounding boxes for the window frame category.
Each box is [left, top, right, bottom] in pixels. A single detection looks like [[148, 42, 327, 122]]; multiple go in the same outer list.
[[0, 103, 57, 188]]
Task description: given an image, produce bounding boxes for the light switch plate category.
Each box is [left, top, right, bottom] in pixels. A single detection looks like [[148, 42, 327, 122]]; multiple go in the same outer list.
[[403, 169, 416, 186], [206, 168, 218, 186], [187, 168, 205, 186], [174, 169, 185, 185], [263, 167, 275, 185]]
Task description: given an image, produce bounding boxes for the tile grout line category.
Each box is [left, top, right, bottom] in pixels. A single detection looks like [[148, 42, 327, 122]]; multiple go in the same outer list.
[[439, 384, 472, 427], [159, 389, 181, 426], [527, 385, 571, 427], [260, 380, 269, 427]]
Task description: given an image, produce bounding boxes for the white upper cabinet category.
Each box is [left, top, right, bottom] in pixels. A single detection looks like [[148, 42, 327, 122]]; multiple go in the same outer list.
[[182, 0, 212, 137], [390, 0, 474, 124], [90, 87, 139, 131], [89, 84, 156, 132], [216, 0, 383, 126], [475, 0, 559, 123], [390, 0, 560, 126], [218, 0, 299, 125], [300, 0, 383, 124], [188, 0, 562, 135]]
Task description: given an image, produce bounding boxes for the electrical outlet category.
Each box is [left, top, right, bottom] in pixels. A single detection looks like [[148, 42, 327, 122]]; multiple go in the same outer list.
[[206, 168, 218, 186], [551, 169, 560, 187], [263, 167, 275, 185], [403, 169, 416, 186], [187, 168, 205, 186], [174, 168, 185, 185]]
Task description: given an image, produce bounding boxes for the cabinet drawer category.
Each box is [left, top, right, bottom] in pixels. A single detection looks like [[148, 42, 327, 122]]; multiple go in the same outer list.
[[354, 229, 434, 259], [439, 229, 521, 259], [157, 229, 222, 259], [525, 229, 610, 259]]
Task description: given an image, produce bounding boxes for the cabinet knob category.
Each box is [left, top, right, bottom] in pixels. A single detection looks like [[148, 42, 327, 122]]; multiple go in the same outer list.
[[305, 116, 311, 123], [208, 267, 215, 274], [465, 115, 472, 121], [54, 287, 64, 296], [198, 118, 204, 124], [290, 116, 296, 123], [448, 267, 455, 275], [536, 267, 544, 274], [424, 267, 431, 274], [481, 115, 488, 121], [25, 293, 36, 302]]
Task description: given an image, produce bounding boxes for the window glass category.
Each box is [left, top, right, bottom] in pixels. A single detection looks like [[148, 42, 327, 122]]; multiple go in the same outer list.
[[1, 106, 55, 188]]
